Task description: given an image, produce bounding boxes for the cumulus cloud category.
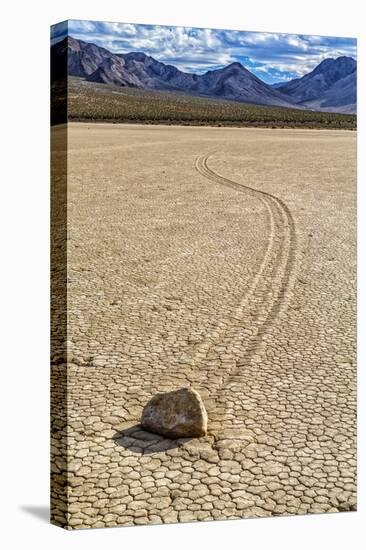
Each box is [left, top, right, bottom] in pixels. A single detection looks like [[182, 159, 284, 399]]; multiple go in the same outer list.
[[62, 19, 357, 83]]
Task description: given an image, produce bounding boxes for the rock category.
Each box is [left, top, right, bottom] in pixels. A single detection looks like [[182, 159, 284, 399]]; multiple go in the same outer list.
[[140, 388, 208, 439]]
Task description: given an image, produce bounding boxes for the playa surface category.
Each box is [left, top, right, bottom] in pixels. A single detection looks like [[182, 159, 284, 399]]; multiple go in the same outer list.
[[51, 123, 356, 528]]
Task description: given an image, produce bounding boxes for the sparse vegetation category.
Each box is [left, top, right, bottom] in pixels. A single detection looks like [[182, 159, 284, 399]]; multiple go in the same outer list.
[[66, 77, 356, 129]]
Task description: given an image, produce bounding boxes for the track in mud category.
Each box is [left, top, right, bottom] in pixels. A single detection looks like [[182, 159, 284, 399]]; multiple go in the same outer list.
[[193, 153, 298, 443]]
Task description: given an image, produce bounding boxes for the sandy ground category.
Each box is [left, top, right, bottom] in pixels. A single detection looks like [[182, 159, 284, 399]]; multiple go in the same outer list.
[[51, 123, 356, 528]]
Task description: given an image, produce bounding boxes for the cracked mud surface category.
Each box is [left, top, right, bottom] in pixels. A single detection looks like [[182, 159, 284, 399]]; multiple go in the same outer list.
[[51, 124, 356, 529]]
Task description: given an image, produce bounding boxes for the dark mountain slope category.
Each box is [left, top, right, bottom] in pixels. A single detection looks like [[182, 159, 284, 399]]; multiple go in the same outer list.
[[67, 36, 112, 77], [303, 70, 356, 114], [278, 56, 356, 103], [188, 62, 296, 107]]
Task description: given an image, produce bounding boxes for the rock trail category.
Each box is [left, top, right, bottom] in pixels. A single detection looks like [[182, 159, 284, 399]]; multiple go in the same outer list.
[[51, 124, 356, 529]]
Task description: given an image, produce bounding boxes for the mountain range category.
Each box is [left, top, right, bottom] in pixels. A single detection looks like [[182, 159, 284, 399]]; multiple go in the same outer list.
[[52, 37, 357, 114], [277, 56, 356, 114]]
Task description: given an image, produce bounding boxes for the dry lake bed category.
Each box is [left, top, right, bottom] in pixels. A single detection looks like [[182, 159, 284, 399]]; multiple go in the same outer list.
[[51, 123, 356, 528]]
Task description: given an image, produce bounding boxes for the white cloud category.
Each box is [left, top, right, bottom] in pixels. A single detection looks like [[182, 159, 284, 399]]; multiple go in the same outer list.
[[69, 20, 96, 33], [67, 20, 357, 82]]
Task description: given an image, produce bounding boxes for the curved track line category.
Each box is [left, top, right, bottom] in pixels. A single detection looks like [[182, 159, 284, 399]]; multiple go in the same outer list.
[[188, 155, 276, 362], [193, 153, 298, 435]]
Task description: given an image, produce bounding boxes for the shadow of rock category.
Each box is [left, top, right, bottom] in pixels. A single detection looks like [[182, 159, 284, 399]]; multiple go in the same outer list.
[[113, 424, 192, 454], [20, 505, 49, 523]]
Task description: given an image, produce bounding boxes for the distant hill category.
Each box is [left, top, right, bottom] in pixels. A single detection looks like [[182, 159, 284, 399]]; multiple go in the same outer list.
[[297, 70, 357, 114], [51, 37, 357, 115], [270, 82, 289, 89], [277, 56, 356, 113], [53, 37, 299, 109]]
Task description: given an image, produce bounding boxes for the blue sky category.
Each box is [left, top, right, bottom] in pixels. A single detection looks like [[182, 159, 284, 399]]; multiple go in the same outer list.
[[51, 19, 357, 84]]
